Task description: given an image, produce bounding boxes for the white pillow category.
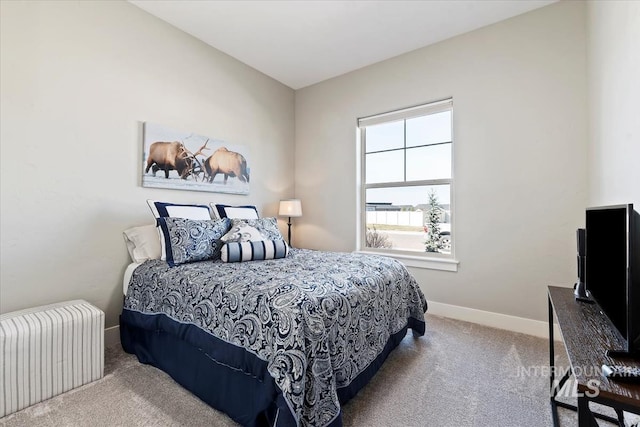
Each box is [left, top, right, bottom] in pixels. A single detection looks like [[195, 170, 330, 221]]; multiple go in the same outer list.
[[147, 200, 212, 220], [123, 224, 162, 263], [211, 203, 259, 219]]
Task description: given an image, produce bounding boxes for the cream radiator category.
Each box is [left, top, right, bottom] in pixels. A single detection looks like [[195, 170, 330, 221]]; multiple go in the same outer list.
[[0, 300, 104, 418]]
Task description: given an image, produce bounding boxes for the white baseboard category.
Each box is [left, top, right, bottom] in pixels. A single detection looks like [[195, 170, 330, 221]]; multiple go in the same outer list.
[[104, 325, 121, 348], [427, 301, 562, 341]]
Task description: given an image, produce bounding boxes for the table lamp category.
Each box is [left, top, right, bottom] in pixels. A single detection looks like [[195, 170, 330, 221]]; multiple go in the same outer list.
[[278, 199, 302, 246]]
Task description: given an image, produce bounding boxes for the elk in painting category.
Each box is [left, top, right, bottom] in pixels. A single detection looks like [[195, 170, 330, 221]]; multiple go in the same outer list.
[[203, 147, 250, 184], [145, 141, 193, 179]]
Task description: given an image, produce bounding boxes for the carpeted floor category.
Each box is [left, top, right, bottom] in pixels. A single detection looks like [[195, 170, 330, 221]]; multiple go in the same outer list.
[[1, 314, 634, 427]]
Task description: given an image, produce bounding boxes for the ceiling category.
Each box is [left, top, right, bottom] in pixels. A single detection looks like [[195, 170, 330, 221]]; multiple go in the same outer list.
[[129, 0, 557, 89]]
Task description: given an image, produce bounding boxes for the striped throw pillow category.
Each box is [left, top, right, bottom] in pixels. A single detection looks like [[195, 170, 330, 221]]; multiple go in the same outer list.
[[221, 240, 289, 263]]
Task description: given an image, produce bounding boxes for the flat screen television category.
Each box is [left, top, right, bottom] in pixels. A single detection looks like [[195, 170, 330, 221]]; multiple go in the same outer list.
[[585, 203, 640, 358]]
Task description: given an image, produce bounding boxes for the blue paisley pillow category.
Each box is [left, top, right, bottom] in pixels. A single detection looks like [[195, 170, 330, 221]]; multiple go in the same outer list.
[[157, 217, 231, 267]]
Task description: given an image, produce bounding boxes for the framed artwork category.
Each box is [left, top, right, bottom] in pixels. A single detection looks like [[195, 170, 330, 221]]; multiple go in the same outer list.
[[142, 122, 250, 195]]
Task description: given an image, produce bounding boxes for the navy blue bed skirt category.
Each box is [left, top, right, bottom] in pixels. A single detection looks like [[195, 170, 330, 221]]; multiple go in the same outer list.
[[120, 309, 424, 427]]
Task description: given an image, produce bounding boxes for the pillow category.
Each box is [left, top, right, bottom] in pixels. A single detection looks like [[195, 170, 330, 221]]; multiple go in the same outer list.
[[221, 223, 266, 243], [221, 240, 289, 263], [212, 204, 259, 219], [123, 224, 162, 263], [157, 217, 231, 267], [221, 217, 284, 243], [147, 200, 211, 220]]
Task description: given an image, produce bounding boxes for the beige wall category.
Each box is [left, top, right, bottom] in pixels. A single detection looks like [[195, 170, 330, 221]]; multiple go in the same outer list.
[[295, 1, 588, 322], [587, 1, 640, 207], [6, 0, 626, 332], [0, 1, 295, 327]]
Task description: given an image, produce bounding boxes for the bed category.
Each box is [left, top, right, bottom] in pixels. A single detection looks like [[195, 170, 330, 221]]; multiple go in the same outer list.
[[120, 247, 427, 427]]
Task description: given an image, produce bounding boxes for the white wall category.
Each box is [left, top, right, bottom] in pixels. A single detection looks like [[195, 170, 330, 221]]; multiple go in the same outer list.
[[0, 1, 295, 328], [587, 1, 640, 207], [295, 1, 588, 322]]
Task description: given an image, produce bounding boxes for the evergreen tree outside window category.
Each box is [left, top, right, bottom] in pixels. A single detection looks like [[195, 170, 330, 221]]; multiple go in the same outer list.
[[358, 99, 454, 259], [424, 190, 444, 252]]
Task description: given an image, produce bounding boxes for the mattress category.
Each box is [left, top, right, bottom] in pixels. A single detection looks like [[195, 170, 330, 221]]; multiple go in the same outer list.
[[122, 262, 142, 295]]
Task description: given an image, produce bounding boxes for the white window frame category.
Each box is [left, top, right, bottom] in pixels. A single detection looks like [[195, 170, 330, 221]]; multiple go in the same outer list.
[[357, 98, 458, 272]]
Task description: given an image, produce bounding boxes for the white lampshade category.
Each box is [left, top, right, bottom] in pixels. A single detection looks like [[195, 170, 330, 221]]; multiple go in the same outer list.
[[279, 199, 302, 217]]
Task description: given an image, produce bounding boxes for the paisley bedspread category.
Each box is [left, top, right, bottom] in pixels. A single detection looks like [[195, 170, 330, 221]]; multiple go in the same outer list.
[[123, 248, 427, 427]]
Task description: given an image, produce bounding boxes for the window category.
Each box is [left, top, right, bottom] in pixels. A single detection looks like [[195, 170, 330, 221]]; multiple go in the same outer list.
[[359, 99, 454, 261]]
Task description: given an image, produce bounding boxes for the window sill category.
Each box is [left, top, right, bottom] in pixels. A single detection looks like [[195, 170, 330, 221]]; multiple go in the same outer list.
[[355, 250, 459, 272]]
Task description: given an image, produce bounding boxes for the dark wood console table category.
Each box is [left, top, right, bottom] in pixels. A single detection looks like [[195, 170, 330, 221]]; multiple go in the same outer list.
[[548, 286, 640, 426]]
